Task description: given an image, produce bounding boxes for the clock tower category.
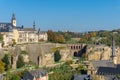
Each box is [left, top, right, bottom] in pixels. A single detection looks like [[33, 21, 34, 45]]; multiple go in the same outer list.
[[11, 13, 16, 27]]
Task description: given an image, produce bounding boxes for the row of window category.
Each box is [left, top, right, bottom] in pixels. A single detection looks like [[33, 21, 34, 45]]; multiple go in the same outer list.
[[70, 45, 82, 50]]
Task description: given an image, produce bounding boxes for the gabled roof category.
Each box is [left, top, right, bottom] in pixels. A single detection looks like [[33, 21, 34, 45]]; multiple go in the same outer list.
[[73, 74, 92, 80], [92, 60, 120, 75], [92, 60, 115, 69], [29, 68, 47, 77], [23, 68, 48, 79], [97, 66, 120, 75]]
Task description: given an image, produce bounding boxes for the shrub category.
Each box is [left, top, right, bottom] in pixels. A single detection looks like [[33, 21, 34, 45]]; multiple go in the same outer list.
[[54, 50, 61, 62]]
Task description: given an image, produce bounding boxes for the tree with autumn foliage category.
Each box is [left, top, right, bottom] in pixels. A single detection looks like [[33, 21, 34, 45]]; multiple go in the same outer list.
[[47, 30, 57, 43], [47, 30, 65, 43], [57, 35, 65, 43], [0, 60, 5, 73]]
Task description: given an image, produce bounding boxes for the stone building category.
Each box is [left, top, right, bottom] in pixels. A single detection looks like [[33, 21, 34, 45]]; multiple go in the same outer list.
[[87, 37, 120, 80], [0, 14, 48, 47], [23, 68, 48, 80]]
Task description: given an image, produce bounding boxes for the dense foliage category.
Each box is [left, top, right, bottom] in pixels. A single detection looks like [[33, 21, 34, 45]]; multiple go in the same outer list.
[[2, 54, 11, 71], [47, 29, 120, 46], [20, 50, 28, 54], [45, 63, 79, 80], [47, 30, 65, 43], [10, 74, 20, 80], [17, 55, 25, 68], [47, 30, 82, 43], [79, 30, 120, 46], [6, 70, 28, 80]]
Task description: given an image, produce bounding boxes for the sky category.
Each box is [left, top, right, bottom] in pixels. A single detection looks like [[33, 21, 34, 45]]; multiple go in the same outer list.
[[0, 0, 120, 32]]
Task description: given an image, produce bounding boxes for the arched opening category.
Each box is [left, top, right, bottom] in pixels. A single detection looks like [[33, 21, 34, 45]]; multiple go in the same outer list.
[[71, 46, 73, 49], [37, 56, 39, 65], [38, 56, 41, 67], [74, 46, 76, 49], [11, 56, 13, 65], [74, 52, 78, 57], [76, 46, 78, 49]]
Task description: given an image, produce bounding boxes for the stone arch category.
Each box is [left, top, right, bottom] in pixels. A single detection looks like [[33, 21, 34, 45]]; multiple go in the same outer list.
[[11, 56, 13, 65], [71, 46, 73, 49], [37, 56, 41, 67], [74, 51, 78, 57]]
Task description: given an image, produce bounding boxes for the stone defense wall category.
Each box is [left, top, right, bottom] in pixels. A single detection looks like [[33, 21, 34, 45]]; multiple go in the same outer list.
[[15, 43, 72, 66]]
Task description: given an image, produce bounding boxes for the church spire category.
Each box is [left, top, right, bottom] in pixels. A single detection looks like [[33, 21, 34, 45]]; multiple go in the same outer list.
[[111, 34, 117, 64], [111, 36, 115, 60], [33, 21, 36, 30], [12, 13, 16, 20], [38, 28, 41, 34]]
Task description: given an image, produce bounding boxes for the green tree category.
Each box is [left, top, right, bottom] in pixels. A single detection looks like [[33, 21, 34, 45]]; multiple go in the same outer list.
[[10, 74, 20, 80], [0, 60, 5, 73], [2, 54, 10, 71], [17, 55, 25, 68], [54, 50, 61, 62], [20, 50, 28, 54]]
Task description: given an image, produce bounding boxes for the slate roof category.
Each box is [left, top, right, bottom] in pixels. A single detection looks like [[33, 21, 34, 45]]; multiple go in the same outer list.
[[0, 23, 23, 32], [73, 74, 92, 80], [104, 75, 119, 80], [92, 60, 115, 69], [92, 60, 120, 76], [21, 28, 35, 31], [23, 68, 48, 80], [0, 23, 13, 32], [97, 64, 120, 75]]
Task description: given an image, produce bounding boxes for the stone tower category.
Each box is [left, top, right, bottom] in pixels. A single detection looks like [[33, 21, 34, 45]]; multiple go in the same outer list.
[[11, 13, 16, 27]]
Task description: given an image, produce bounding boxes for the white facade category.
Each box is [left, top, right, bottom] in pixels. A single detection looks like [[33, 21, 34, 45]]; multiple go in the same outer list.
[[1, 29, 48, 47], [2, 32, 13, 47], [18, 30, 47, 44], [38, 32, 48, 41]]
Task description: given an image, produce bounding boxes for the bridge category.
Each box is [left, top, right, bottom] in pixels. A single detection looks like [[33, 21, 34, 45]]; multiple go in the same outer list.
[[67, 44, 87, 57]]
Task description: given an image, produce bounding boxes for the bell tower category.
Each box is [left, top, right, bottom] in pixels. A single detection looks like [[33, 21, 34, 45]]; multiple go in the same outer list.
[[11, 13, 16, 27]]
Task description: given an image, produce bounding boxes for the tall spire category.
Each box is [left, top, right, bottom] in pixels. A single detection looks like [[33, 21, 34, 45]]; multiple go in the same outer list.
[[12, 13, 16, 20], [33, 21, 36, 30], [38, 28, 41, 33], [111, 36, 115, 60]]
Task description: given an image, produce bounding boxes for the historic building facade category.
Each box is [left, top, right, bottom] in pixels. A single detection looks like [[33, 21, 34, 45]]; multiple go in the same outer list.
[[0, 14, 47, 47]]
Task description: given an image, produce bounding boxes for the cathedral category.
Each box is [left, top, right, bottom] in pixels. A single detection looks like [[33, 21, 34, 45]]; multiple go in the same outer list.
[[0, 14, 47, 47]]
